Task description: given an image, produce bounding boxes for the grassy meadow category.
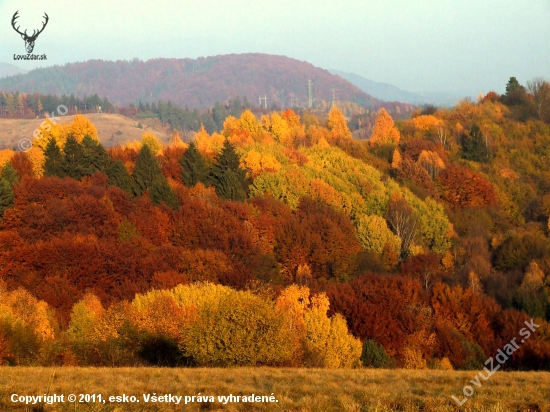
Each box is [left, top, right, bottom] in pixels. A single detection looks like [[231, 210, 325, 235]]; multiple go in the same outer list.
[[0, 113, 168, 149], [0, 367, 549, 411]]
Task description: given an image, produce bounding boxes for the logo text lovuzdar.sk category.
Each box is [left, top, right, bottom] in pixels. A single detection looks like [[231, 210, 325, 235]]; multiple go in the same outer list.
[[11, 10, 49, 60]]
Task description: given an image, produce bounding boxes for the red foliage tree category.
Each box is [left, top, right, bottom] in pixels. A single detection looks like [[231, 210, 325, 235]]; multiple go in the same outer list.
[[437, 165, 498, 208]]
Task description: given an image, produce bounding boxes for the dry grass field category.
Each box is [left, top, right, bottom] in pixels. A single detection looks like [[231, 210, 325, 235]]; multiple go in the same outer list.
[[0, 114, 169, 150], [0, 367, 549, 411]]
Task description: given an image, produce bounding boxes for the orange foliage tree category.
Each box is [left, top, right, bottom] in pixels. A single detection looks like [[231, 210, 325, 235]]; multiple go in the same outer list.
[[370, 108, 400, 146]]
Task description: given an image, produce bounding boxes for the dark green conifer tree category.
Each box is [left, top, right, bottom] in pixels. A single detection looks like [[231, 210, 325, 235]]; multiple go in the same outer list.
[[150, 176, 178, 210], [62, 134, 88, 179], [212, 101, 229, 131], [82, 135, 111, 174], [179, 141, 209, 187], [106, 159, 134, 193], [1, 162, 19, 187], [0, 162, 19, 216], [461, 124, 491, 163], [44, 138, 64, 177], [209, 140, 250, 201], [132, 144, 163, 196]]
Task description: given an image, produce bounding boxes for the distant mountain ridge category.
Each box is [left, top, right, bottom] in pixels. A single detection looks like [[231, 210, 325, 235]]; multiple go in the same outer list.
[[331, 69, 469, 107], [0, 62, 28, 79], [330, 70, 427, 104], [0, 54, 385, 109]]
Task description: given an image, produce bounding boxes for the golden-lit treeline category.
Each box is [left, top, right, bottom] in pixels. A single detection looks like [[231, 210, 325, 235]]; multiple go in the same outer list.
[[0, 281, 361, 368]]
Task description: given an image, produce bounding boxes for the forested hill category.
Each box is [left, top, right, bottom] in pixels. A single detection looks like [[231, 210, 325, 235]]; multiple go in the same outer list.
[[2, 79, 550, 369], [0, 54, 383, 108]]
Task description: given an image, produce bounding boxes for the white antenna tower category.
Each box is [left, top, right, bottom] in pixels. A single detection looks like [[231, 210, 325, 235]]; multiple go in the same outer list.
[[308, 78, 313, 108]]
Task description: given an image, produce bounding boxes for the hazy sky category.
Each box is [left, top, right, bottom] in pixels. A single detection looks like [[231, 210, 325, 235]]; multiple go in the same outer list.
[[1, 0, 549, 95]]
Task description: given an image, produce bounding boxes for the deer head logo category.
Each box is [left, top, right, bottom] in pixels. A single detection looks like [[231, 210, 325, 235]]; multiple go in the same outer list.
[[11, 11, 49, 54]]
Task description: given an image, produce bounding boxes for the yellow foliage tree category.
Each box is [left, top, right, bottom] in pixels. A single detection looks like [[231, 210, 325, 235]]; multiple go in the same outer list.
[[0, 288, 55, 341], [324, 314, 362, 368], [195, 126, 225, 160], [179, 285, 297, 366], [222, 116, 240, 137], [241, 150, 282, 179], [91, 301, 135, 342], [141, 132, 163, 155], [0, 149, 14, 171], [309, 178, 346, 213], [307, 125, 331, 146], [417, 150, 445, 179], [520, 261, 545, 291], [411, 114, 442, 131], [282, 109, 301, 127], [227, 130, 254, 147], [303, 294, 331, 366], [270, 112, 292, 145], [276, 286, 361, 368], [121, 140, 141, 152], [168, 130, 188, 149], [327, 106, 352, 142], [370, 108, 400, 146], [282, 109, 306, 146], [402, 346, 427, 369], [431, 357, 454, 370], [66, 294, 105, 345], [238, 110, 262, 140], [355, 214, 402, 255], [26, 147, 46, 177], [275, 284, 310, 338], [391, 149, 402, 169], [131, 292, 197, 342], [260, 114, 271, 131], [32, 118, 66, 150], [64, 114, 99, 143]]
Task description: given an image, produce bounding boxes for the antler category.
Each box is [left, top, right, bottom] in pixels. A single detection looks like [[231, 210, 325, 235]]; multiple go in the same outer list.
[[11, 11, 27, 37], [28, 13, 49, 40]]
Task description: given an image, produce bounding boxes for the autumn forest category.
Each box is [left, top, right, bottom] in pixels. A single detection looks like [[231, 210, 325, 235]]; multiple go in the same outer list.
[[1, 76, 550, 372]]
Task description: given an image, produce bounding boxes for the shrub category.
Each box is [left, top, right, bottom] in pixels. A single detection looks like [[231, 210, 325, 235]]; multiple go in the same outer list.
[[361, 339, 393, 368], [429, 357, 454, 370], [181, 289, 297, 366]]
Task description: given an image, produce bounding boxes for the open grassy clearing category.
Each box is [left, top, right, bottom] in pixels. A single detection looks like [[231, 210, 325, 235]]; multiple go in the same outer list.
[[0, 114, 169, 149], [0, 367, 549, 411]]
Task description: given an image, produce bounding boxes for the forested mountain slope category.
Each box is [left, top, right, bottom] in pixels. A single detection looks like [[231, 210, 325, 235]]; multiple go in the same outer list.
[[0, 54, 383, 108], [1, 77, 550, 370]]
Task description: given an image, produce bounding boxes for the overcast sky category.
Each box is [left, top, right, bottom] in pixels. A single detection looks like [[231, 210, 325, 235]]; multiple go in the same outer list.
[[1, 0, 549, 95]]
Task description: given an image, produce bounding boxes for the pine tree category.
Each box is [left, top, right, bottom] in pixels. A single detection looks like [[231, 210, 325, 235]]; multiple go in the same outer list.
[[213, 101, 229, 130], [82, 135, 111, 173], [0, 162, 18, 216], [213, 168, 248, 202], [62, 134, 87, 179], [44, 138, 64, 177], [209, 140, 250, 201], [504, 77, 527, 105], [132, 144, 163, 196], [461, 124, 490, 163], [150, 176, 178, 210], [1, 162, 19, 187], [0, 178, 14, 216], [5, 94, 15, 115], [180, 142, 209, 187], [106, 160, 134, 193]]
